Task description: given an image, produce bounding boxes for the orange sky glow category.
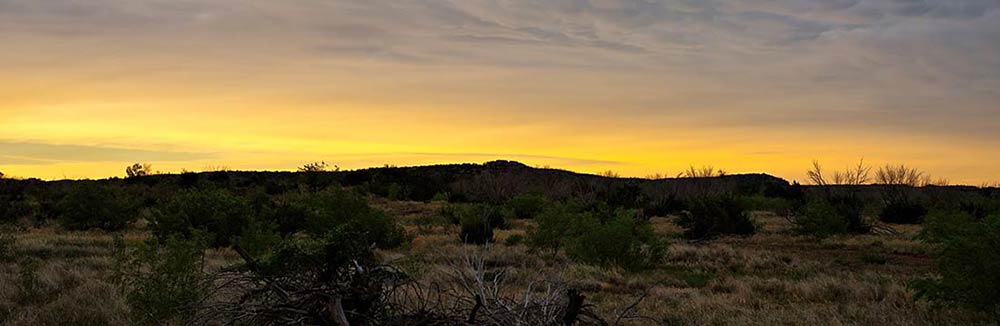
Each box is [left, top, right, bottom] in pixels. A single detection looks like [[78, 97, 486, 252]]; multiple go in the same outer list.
[[1, 0, 998, 184]]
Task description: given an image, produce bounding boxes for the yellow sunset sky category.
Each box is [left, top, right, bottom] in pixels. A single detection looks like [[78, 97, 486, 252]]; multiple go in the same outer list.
[[1, 0, 998, 184]]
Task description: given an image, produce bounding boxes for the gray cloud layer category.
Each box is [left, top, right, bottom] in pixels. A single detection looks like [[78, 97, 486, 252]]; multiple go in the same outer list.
[[1, 0, 998, 139], [0, 141, 215, 165]]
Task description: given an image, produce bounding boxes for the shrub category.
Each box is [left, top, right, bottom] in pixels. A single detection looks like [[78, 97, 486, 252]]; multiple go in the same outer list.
[[459, 205, 505, 245], [236, 215, 281, 258], [738, 195, 792, 213], [287, 188, 408, 249], [827, 195, 871, 233], [113, 234, 208, 326], [792, 200, 849, 238], [528, 203, 665, 270], [879, 199, 928, 224], [224, 227, 403, 325], [643, 195, 686, 217], [916, 211, 1000, 312], [563, 211, 665, 271], [439, 203, 462, 225], [679, 196, 756, 239], [431, 192, 450, 202], [527, 204, 576, 250], [57, 183, 134, 231], [151, 189, 251, 247], [504, 234, 525, 246], [1, 196, 38, 224], [507, 194, 546, 219]]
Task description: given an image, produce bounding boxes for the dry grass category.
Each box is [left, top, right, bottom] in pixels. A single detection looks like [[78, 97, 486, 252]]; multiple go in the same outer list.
[[0, 200, 992, 325]]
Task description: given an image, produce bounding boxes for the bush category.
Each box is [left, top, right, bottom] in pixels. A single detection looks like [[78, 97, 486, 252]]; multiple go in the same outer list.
[[227, 227, 403, 325], [236, 215, 281, 258], [431, 192, 450, 202], [504, 234, 524, 246], [738, 195, 792, 213], [643, 195, 686, 217], [57, 183, 134, 231], [879, 200, 928, 224], [528, 203, 665, 270], [916, 211, 1000, 312], [563, 211, 665, 271], [793, 196, 871, 236], [1, 196, 39, 224], [792, 200, 849, 238], [286, 188, 408, 249], [459, 205, 505, 245], [679, 196, 756, 239], [527, 204, 575, 250], [113, 234, 207, 325], [151, 189, 251, 247], [507, 194, 546, 219]]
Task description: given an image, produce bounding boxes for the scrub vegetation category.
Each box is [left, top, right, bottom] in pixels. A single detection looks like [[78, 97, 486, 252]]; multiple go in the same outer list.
[[0, 160, 997, 325]]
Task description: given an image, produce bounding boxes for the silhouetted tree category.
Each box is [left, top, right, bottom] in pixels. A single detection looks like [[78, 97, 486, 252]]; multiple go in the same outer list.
[[807, 159, 870, 185], [679, 165, 726, 178], [126, 163, 153, 178], [299, 161, 337, 172], [598, 170, 620, 178], [875, 164, 931, 186]]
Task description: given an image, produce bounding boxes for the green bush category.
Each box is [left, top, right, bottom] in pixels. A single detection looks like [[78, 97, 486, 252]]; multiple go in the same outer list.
[[288, 188, 408, 249], [792, 200, 849, 238], [113, 234, 207, 326], [504, 234, 524, 246], [528, 203, 665, 270], [829, 195, 871, 233], [507, 194, 547, 219], [439, 203, 462, 225], [431, 192, 450, 202], [57, 183, 134, 231], [242, 227, 398, 325], [459, 205, 504, 245], [150, 189, 251, 247], [1, 196, 39, 224], [793, 196, 871, 237], [679, 196, 756, 239], [236, 215, 281, 258], [527, 204, 576, 250], [916, 211, 1000, 312], [563, 211, 665, 271], [738, 195, 792, 213], [879, 199, 927, 224]]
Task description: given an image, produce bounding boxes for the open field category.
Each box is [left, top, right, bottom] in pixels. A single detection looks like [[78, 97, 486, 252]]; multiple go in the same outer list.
[[1, 197, 993, 325]]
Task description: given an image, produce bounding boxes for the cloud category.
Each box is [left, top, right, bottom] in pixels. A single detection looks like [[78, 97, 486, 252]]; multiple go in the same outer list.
[[0, 0, 998, 180], [0, 141, 215, 165]]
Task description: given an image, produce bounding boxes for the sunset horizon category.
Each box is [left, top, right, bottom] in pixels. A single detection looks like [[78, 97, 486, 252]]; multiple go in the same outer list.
[[3, 1, 999, 183]]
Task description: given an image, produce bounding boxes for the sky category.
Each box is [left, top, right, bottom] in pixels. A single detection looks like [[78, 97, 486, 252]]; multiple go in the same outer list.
[[1, 0, 998, 184]]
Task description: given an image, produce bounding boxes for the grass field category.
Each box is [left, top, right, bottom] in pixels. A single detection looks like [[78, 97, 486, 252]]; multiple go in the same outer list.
[[1, 197, 992, 325]]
